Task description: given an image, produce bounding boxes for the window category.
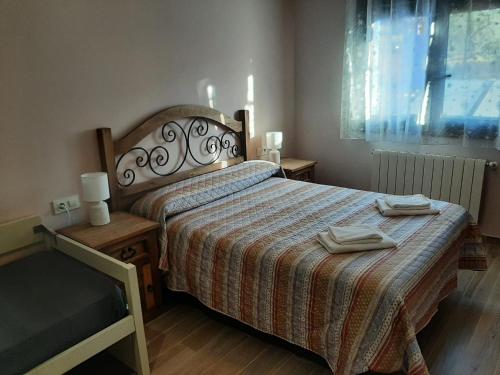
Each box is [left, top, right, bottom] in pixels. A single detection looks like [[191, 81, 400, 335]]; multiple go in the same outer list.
[[341, 0, 500, 147]]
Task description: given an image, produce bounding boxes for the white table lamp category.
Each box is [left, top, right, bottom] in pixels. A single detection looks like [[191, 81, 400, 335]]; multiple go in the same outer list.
[[266, 131, 283, 164], [81, 172, 110, 226]]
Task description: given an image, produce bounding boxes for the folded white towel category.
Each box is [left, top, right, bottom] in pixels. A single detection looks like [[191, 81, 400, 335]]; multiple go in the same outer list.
[[376, 199, 439, 216], [317, 231, 396, 254], [328, 224, 383, 244], [384, 194, 431, 210]]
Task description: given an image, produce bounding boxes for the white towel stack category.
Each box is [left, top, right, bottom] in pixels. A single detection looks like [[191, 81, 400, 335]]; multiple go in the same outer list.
[[376, 194, 439, 217], [317, 224, 396, 254]]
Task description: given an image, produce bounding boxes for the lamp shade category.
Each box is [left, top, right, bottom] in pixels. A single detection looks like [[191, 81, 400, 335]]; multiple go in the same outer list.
[[81, 172, 110, 202], [266, 131, 283, 150]]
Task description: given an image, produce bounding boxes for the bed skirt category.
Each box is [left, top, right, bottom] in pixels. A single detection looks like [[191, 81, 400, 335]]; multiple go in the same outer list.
[[459, 224, 488, 271]]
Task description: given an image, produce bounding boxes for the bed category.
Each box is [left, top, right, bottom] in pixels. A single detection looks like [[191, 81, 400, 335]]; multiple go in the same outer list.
[[97, 105, 484, 375], [0, 250, 127, 374], [0, 216, 150, 375]]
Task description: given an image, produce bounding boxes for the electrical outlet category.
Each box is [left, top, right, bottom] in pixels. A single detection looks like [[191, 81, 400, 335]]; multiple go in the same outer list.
[[53, 195, 81, 215]]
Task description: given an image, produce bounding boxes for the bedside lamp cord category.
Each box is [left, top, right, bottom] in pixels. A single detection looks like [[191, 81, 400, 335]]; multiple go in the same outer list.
[[64, 205, 72, 226], [58, 202, 72, 227]]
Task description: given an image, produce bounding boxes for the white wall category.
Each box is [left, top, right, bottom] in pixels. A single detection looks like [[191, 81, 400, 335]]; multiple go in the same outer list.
[[0, 0, 295, 228], [295, 0, 500, 237]]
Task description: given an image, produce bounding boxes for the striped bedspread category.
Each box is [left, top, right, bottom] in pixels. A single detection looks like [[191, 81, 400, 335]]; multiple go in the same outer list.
[[132, 162, 470, 374]]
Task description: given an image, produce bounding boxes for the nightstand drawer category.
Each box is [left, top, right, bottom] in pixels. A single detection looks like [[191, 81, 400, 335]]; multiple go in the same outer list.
[[104, 238, 147, 262], [290, 168, 314, 182]]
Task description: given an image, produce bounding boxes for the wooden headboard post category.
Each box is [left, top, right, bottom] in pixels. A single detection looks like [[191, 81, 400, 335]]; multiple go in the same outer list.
[[96, 105, 250, 212], [235, 109, 250, 162], [96, 128, 120, 211]]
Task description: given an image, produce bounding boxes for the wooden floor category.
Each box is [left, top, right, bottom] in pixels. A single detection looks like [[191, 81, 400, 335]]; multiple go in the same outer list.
[[145, 242, 500, 375]]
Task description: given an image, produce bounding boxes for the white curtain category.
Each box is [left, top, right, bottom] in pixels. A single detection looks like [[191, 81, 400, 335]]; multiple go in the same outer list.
[[341, 0, 500, 149]]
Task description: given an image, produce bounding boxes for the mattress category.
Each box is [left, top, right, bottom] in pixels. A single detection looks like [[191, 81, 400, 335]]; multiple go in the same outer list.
[[0, 250, 127, 375], [131, 161, 471, 375]]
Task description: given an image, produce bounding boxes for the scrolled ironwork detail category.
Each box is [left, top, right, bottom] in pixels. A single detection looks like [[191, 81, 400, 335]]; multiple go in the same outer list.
[[115, 147, 150, 187], [116, 117, 241, 187]]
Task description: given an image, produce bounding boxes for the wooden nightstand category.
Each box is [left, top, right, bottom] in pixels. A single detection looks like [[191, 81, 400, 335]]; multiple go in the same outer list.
[[281, 158, 317, 183], [57, 211, 162, 321]]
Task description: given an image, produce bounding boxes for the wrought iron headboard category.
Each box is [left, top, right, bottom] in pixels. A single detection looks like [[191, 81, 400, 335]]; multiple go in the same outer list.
[[97, 105, 250, 211]]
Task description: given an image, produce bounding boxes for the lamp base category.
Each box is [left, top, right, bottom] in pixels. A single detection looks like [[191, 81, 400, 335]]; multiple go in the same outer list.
[[88, 201, 110, 226], [269, 150, 281, 164]]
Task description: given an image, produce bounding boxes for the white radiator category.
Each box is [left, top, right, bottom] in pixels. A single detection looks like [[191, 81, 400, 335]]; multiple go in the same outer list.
[[371, 150, 487, 223]]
